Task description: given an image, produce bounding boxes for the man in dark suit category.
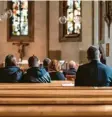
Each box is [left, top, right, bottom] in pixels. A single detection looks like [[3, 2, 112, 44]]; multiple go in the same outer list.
[[75, 46, 112, 86]]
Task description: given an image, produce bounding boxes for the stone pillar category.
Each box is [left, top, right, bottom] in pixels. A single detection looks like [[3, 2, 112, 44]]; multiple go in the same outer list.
[[93, 1, 99, 46]]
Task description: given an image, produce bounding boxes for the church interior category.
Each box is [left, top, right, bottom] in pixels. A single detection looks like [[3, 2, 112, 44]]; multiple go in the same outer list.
[[0, 0, 107, 65], [0, 0, 112, 117]]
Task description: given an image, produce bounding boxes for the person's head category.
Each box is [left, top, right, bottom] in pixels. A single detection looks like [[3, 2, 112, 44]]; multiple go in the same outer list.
[[99, 44, 106, 59], [43, 58, 51, 67], [49, 59, 61, 71], [87, 46, 101, 61], [28, 55, 40, 67], [5, 54, 17, 67], [43, 58, 51, 71], [69, 61, 76, 69]]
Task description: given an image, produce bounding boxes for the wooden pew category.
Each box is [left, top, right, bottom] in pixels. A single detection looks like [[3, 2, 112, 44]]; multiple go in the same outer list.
[[1, 86, 112, 90], [0, 105, 111, 117], [0, 81, 74, 90], [0, 97, 112, 105], [0, 81, 74, 89], [0, 89, 112, 98], [0, 86, 105, 90], [1, 82, 112, 90], [0, 84, 112, 117], [66, 75, 76, 81], [0, 85, 111, 116]]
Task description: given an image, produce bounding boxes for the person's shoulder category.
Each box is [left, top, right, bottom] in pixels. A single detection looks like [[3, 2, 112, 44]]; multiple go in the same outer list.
[[0, 67, 4, 73], [10, 66, 20, 69], [40, 68, 47, 72], [15, 66, 22, 71], [99, 63, 112, 71], [56, 71, 62, 73], [104, 65, 112, 71], [98, 62, 109, 68], [39, 68, 49, 75], [40, 68, 51, 80], [56, 71, 64, 76], [0, 67, 4, 70], [9, 66, 22, 72], [27, 67, 39, 71], [49, 70, 56, 74], [78, 63, 90, 69]]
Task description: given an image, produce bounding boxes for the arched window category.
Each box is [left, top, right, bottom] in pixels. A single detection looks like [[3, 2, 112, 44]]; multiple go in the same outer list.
[[59, 0, 81, 42], [7, 0, 34, 42]]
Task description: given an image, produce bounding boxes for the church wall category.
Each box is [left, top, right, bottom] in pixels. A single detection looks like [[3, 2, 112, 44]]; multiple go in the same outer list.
[[0, 1, 93, 64], [0, 1, 47, 63], [0, 1, 16, 63], [49, 1, 93, 63], [104, 22, 112, 66], [27, 1, 47, 61], [93, 1, 112, 67]]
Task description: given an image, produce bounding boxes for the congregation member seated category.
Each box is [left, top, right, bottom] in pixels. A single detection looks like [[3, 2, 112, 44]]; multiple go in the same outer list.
[[75, 46, 112, 86], [63, 61, 78, 80], [43, 58, 51, 72], [99, 44, 106, 64], [49, 59, 65, 80], [64, 61, 77, 76], [22, 55, 51, 83], [0, 54, 23, 82]]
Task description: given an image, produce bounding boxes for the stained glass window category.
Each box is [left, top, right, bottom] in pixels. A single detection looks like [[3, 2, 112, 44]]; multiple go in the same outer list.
[[12, 0, 28, 36], [7, 1, 34, 42], [59, 0, 81, 42], [67, 0, 81, 35]]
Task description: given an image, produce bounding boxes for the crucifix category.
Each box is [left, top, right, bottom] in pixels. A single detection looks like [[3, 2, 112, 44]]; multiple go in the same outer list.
[[12, 41, 29, 61]]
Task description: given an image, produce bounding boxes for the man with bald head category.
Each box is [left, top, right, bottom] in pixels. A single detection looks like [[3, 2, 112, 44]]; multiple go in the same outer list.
[[75, 46, 112, 86], [65, 61, 77, 76]]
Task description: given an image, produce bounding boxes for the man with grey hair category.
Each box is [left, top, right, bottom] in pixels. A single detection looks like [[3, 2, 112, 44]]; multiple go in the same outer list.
[[75, 46, 112, 86], [0, 54, 23, 82], [63, 61, 77, 76]]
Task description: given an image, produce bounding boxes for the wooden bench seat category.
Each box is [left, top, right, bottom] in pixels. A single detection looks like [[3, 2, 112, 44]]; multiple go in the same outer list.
[[0, 84, 111, 116], [0, 105, 111, 117], [1, 83, 112, 90], [0, 81, 74, 88], [0, 97, 112, 105], [0, 90, 112, 98], [0, 86, 112, 90]]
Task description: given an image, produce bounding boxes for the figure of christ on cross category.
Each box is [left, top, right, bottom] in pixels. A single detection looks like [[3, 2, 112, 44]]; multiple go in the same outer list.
[[12, 41, 29, 61]]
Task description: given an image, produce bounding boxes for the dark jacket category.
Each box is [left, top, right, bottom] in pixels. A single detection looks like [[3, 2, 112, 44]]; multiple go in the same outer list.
[[0, 66, 23, 82], [22, 67, 51, 83], [100, 55, 106, 64], [75, 60, 112, 86], [49, 71, 65, 80], [64, 68, 76, 76]]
